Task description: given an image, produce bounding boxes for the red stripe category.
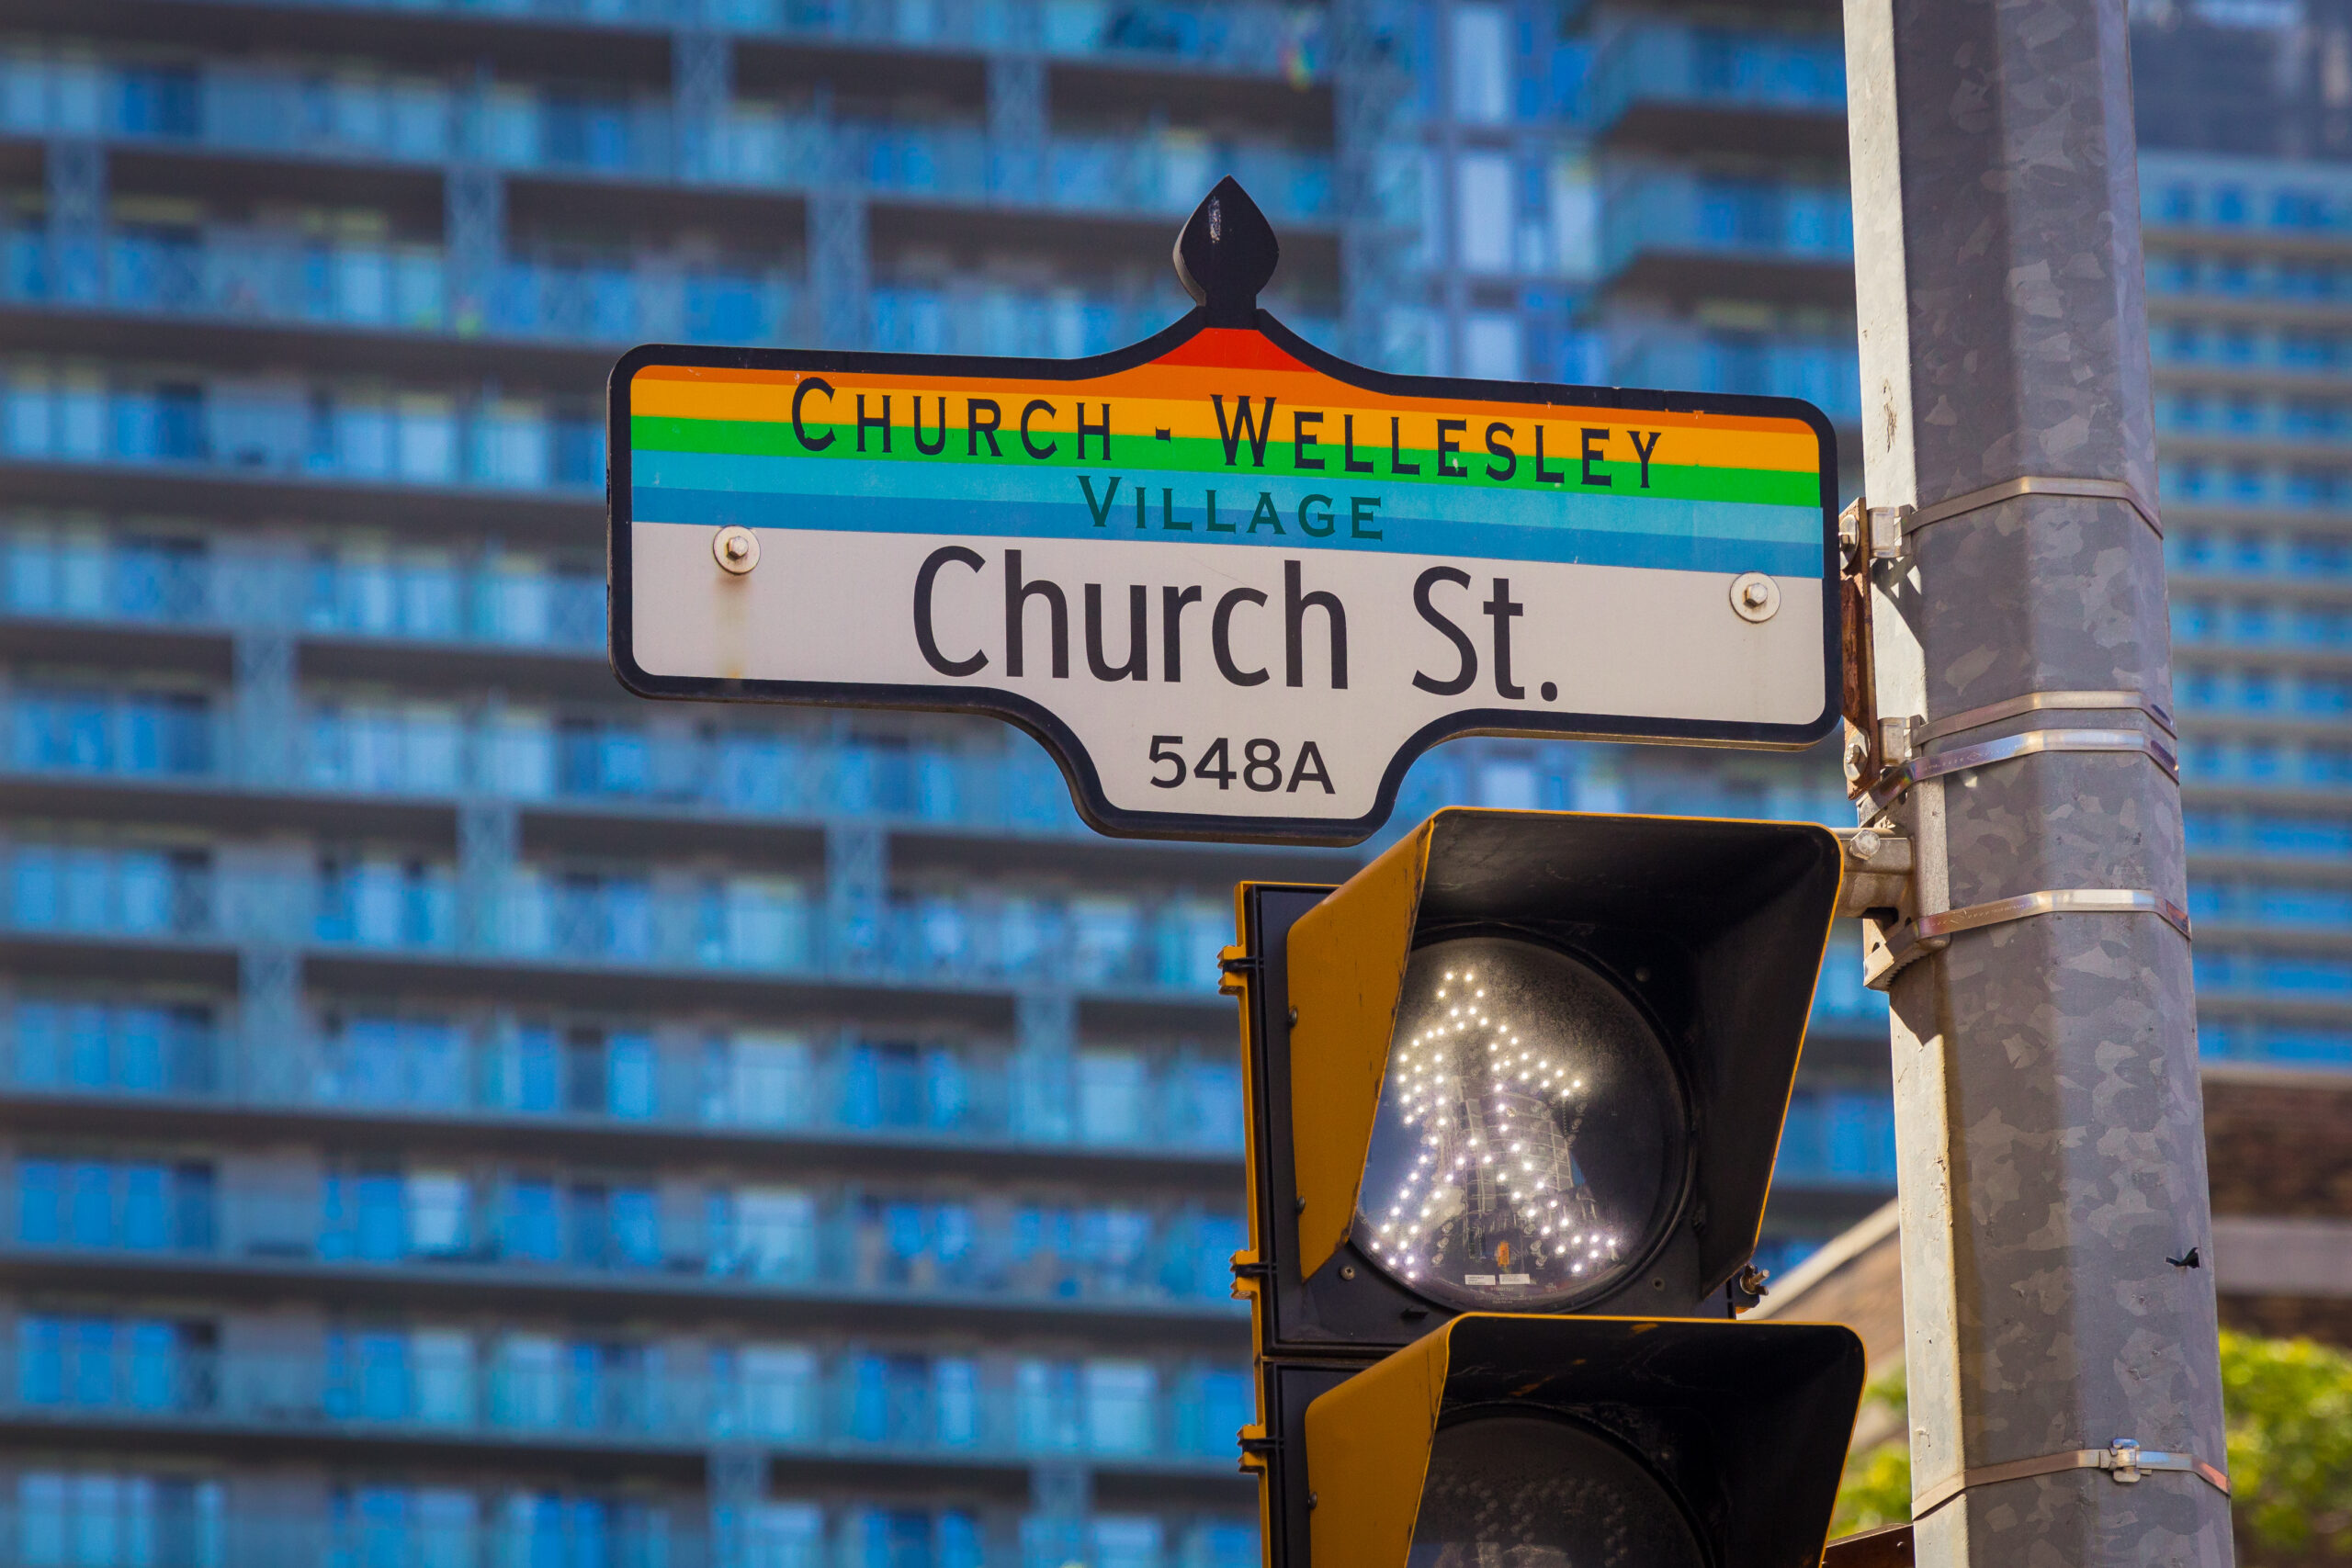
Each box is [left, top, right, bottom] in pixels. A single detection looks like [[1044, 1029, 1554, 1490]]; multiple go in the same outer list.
[[1149, 327, 1314, 374]]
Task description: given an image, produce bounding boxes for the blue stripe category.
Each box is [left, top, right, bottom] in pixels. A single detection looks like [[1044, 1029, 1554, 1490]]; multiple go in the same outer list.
[[635, 450, 1824, 547], [632, 485, 1828, 579]]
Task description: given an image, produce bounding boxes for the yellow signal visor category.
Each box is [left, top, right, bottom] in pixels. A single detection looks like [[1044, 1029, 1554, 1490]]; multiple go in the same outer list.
[[1283, 808, 1845, 1297], [1304, 1314, 1865, 1568]]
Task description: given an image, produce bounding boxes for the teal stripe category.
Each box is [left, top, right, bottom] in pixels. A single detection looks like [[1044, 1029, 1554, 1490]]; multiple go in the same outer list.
[[633, 450, 1824, 549]]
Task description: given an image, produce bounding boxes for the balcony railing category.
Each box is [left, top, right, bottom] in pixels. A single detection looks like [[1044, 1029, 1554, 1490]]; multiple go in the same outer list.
[[0, 525, 606, 645], [2140, 154, 2352, 237], [1599, 169, 1854, 276], [0, 1170, 1252, 1314], [124, 0, 1330, 81], [2, 225, 1330, 359], [2196, 947, 2352, 1000], [0, 57, 1337, 223], [2167, 531, 2352, 582], [1605, 324, 1860, 424], [1, 1021, 1249, 1158], [8, 226, 800, 350], [0, 1486, 1261, 1568], [0, 845, 1237, 998], [2185, 808, 2352, 860], [0, 1340, 1254, 1468], [0, 833, 1888, 1033], [0, 689, 1132, 838], [1584, 20, 1843, 134], [2172, 597, 2352, 654], [0, 365, 605, 494]]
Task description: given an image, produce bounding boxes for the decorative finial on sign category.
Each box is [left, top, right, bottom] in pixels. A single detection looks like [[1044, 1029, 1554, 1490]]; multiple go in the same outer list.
[[1174, 176, 1279, 327]]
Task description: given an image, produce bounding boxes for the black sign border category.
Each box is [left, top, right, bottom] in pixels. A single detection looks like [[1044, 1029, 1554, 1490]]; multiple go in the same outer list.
[[607, 307, 1841, 847]]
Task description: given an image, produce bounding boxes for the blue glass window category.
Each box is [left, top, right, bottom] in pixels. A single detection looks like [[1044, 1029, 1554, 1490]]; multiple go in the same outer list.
[[505, 1179, 562, 1263]]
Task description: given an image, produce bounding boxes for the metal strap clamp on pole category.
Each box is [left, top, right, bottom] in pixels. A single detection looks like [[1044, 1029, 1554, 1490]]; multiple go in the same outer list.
[[1915, 688, 2177, 747], [1916, 888, 2192, 942], [1906, 476, 2165, 542], [1914, 1439, 2229, 1521], [1865, 728, 2178, 818]]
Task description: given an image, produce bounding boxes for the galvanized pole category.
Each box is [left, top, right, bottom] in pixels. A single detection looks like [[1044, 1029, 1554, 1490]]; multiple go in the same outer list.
[[1841, 2, 2234, 1566]]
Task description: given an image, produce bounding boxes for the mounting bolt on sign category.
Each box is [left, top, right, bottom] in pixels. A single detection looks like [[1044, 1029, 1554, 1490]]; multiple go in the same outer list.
[[711, 525, 759, 575], [605, 178, 1842, 846]]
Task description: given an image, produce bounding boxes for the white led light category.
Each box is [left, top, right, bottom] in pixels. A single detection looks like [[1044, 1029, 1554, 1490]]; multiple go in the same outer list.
[[1354, 934, 1687, 1314]]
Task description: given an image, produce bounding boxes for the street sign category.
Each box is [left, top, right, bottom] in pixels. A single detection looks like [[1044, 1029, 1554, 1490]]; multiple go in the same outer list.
[[609, 179, 1839, 845]]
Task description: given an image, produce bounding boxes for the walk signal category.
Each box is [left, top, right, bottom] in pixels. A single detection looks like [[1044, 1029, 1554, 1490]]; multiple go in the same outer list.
[[1222, 808, 1865, 1567]]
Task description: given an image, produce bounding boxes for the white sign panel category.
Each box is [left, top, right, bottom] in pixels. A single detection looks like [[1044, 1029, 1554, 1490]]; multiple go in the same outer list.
[[609, 314, 1837, 845]]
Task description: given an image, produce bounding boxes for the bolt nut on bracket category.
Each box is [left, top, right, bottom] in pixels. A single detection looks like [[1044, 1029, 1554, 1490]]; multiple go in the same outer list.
[[1833, 826, 1913, 918], [1837, 498, 1916, 567], [1833, 826, 1938, 991]]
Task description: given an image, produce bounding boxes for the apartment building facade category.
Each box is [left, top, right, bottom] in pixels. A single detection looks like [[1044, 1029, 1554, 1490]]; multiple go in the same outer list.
[[0, 0, 1938, 1562]]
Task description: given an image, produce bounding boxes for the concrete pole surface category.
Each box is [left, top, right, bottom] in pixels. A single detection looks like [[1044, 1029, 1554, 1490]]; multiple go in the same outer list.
[[1840, 2, 2233, 1566]]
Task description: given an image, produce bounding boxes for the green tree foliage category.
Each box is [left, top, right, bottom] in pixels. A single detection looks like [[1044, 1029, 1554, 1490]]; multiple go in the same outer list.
[[1828, 1334, 2352, 1556], [2221, 1329, 2352, 1555], [1831, 1367, 1911, 1537]]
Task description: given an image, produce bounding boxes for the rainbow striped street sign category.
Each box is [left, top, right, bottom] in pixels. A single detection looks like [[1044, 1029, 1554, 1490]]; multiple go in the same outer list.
[[609, 181, 1838, 845]]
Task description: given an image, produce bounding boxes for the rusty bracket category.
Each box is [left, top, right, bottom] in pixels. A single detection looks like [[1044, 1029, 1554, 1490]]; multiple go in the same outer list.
[[1832, 825, 1941, 991], [1838, 498, 1919, 803]]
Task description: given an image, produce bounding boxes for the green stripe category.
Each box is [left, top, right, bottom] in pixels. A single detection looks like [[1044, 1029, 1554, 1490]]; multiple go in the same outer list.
[[628, 415, 1820, 508]]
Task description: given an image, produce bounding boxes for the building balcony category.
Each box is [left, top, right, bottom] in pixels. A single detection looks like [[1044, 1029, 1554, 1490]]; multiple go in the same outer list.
[[0, 188, 1340, 383], [100, 0, 1331, 86], [0, 367, 605, 532], [2168, 545, 2352, 597], [2155, 425, 2352, 465], [1600, 320, 1860, 426], [0, 775, 1896, 1042], [3, 224, 803, 373], [2183, 783, 2352, 819], [2150, 331, 2352, 389], [1584, 19, 1845, 159], [0, 1034, 1905, 1212], [2195, 949, 2352, 1017], [2196, 1013, 2352, 1067], [0, 1166, 1253, 1337], [2186, 807, 2352, 865], [0, 1021, 1250, 1179], [2190, 883, 2352, 937], [0, 65, 1339, 231], [0, 1483, 1259, 1568], [2165, 492, 2352, 532], [2140, 152, 2352, 244], [0, 845, 1243, 1016], [2144, 265, 2352, 326], [0, 1338, 1254, 1481], [2142, 220, 2352, 264], [2174, 707, 2352, 745], [2173, 597, 2352, 661], [1595, 166, 1854, 308], [2180, 739, 2352, 800], [0, 249, 1303, 374]]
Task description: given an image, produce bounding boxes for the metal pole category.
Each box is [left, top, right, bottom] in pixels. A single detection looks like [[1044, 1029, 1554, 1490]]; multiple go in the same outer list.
[[1841, 2, 2233, 1565]]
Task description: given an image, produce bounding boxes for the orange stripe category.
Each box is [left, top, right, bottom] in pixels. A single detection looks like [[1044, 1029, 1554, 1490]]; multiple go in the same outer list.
[[629, 367, 1817, 434]]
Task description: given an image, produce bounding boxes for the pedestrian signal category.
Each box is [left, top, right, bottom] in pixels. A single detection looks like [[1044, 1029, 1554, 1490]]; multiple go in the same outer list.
[[1220, 809, 1864, 1567]]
